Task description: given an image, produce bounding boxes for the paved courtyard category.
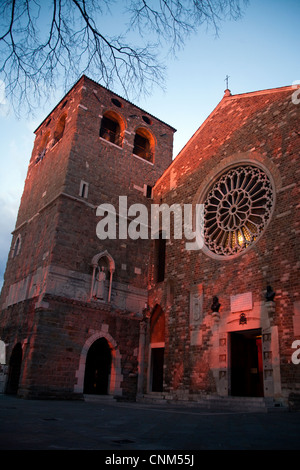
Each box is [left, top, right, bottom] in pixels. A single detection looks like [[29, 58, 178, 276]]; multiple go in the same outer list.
[[0, 394, 300, 451]]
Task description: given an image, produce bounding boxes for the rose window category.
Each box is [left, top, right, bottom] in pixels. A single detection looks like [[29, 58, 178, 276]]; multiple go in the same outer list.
[[203, 165, 274, 256]]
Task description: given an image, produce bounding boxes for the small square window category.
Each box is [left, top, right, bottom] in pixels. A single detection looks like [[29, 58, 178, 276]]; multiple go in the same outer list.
[[145, 185, 153, 199]]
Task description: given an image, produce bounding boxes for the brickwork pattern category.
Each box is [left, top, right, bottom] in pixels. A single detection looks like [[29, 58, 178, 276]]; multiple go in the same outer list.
[[150, 87, 300, 402], [0, 76, 175, 399]]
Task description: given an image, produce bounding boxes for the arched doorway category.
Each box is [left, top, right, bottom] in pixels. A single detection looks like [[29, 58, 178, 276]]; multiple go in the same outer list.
[[6, 343, 22, 394], [83, 338, 112, 395]]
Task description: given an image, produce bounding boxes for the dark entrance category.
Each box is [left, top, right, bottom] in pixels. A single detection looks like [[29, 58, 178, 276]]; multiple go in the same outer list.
[[230, 329, 264, 397], [6, 343, 22, 394], [84, 338, 112, 394], [151, 347, 164, 392], [149, 305, 165, 393]]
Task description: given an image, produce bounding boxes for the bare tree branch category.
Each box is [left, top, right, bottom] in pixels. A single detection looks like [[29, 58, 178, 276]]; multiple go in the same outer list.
[[0, 0, 248, 116]]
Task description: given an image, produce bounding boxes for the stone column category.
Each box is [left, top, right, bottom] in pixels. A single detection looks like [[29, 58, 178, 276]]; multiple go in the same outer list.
[[137, 321, 147, 395]]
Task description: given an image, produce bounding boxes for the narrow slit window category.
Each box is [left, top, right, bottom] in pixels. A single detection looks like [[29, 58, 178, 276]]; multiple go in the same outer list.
[[79, 180, 89, 199], [155, 232, 166, 283], [12, 234, 21, 258]]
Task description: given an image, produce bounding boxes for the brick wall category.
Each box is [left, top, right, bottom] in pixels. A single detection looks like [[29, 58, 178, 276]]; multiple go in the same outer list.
[[0, 75, 175, 399], [14, 296, 141, 400], [150, 86, 300, 402]]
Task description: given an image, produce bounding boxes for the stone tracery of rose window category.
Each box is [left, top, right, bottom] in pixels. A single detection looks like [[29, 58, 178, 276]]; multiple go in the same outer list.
[[203, 165, 274, 256]]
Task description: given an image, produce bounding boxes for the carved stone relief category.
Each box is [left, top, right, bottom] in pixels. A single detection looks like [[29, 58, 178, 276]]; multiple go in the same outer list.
[[189, 284, 204, 346], [189, 284, 203, 325]]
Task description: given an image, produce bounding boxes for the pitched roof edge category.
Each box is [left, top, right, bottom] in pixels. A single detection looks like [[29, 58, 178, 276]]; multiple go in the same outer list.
[[154, 84, 295, 189], [153, 94, 224, 188], [34, 75, 177, 134], [34, 75, 86, 133], [227, 84, 295, 99], [82, 75, 177, 132]]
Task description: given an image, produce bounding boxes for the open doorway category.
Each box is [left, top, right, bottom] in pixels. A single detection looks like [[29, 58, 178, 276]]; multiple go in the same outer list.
[[6, 343, 22, 394], [149, 305, 165, 392], [83, 338, 112, 395], [230, 329, 263, 397], [151, 347, 164, 392]]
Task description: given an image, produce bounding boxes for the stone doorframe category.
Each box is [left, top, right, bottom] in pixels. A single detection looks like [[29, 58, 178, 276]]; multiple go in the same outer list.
[[211, 300, 281, 399], [74, 328, 123, 396]]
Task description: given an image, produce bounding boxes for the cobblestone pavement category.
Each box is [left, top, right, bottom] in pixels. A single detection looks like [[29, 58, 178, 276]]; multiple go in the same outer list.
[[0, 394, 300, 451]]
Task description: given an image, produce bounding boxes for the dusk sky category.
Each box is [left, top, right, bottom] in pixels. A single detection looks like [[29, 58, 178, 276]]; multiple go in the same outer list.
[[0, 0, 299, 289]]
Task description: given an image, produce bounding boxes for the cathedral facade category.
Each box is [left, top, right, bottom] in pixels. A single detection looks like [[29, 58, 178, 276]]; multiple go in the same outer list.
[[149, 85, 300, 407], [0, 77, 299, 408]]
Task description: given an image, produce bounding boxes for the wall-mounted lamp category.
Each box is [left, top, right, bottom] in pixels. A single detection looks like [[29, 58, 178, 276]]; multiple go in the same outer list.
[[211, 296, 221, 313], [211, 296, 221, 323], [265, 285, 276, 302], [239, 312, 247, 325]]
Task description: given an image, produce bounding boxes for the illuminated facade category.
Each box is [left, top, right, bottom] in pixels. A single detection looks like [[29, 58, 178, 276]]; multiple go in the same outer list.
[[148, 85, 300, 408], [0, 76, 175, 399], [0, 79, 300, 408]]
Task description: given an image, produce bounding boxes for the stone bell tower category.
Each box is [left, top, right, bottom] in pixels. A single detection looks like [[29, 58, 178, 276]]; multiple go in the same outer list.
[[0, 75, 175, 399]]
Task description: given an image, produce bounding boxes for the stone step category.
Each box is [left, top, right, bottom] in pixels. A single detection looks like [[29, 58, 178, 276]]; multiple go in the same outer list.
[[83, 394, 116, 403], [137, 394, 288, 412]]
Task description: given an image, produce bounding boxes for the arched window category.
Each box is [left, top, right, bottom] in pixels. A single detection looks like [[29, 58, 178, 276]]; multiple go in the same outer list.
[[12, 234, 21, 258], [53, 114, 66, 146], [133, 128, 155, 163], [36, 131, 50, 163], [100, 110, 125, 147]]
